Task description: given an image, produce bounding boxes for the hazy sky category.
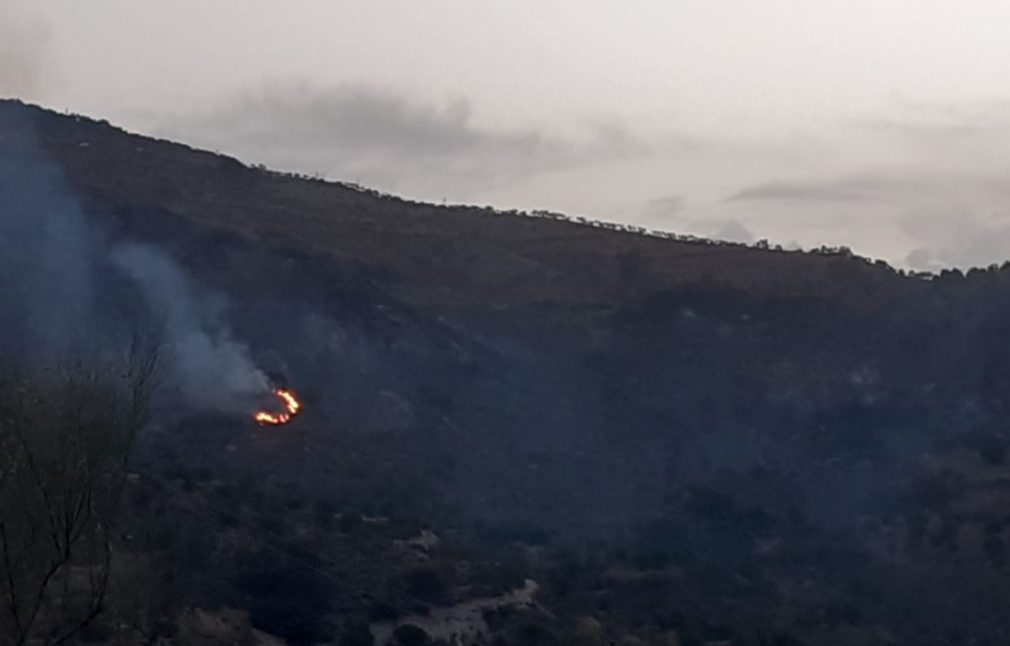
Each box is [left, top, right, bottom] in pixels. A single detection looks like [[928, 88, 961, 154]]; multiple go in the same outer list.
[[6, 1, 1010, 268]]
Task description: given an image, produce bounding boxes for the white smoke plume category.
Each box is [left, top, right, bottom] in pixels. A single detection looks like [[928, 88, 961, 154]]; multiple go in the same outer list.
[[0, 102, 270, 415], [112, 243, 270, 413]]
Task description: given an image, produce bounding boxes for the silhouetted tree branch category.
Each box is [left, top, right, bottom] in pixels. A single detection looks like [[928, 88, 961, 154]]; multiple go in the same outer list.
[[0, 340, 159, 644]]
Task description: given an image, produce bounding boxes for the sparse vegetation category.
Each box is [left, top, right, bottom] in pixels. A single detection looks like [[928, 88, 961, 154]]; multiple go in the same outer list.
[[0, 343, 158, 645], [6, 99, 1010, 644]]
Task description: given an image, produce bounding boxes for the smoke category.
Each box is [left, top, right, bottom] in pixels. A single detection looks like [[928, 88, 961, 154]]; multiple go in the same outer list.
[[111, 244, 270, 412], [0, 110, 97, 360], [0, 102, 270, 415]]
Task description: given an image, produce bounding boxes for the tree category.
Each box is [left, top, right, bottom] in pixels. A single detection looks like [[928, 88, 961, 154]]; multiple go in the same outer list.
[[0, 340, 158, 644]]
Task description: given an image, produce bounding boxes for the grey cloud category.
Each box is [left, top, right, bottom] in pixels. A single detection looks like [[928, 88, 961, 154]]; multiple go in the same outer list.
[[184, 85, 550, 159], [716, 106, 1010, 267], [900, 204, 1010, 270], [642, 194, 686, 219], [585, 119, 655, 159], [158, 83, 658, 197], [728, 174, 933, 203], [857, 100, 1010, 142], [0, 9, 49, 97], [905, 247, 940, 269], [904, 228, 1010, 271], [729, 172, 1010, 204], [714, 220, 755, 244], [860, 118, 989, 141]]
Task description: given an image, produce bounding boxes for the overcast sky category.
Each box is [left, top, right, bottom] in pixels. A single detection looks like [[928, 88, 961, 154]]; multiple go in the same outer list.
[[6, 1, 1010, 268]]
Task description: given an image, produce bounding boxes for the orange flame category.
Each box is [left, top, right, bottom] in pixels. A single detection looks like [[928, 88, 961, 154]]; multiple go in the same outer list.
[[253, 388, 302, 426]]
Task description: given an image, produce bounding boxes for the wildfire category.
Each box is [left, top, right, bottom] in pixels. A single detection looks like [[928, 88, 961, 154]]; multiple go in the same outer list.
[[253, 387, 303, 426]]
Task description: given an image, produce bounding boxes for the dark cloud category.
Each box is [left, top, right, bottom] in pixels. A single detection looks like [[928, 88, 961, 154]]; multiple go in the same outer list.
[[160, 83, 652, 196], [0, 9, 49, 97], [181, 85, 548, 159]]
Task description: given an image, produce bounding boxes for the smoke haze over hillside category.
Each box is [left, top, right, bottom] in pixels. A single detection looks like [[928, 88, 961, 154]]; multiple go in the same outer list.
[[112, 244, 269, 412], [0, 110, 269, 413]]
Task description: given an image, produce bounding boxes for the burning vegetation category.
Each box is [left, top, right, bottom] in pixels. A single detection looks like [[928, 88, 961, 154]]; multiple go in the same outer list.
[[253, 387, 302, 425]]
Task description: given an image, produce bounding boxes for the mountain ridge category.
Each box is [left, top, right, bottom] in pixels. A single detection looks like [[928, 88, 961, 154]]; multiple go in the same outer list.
[[1, 98, 912, 312]]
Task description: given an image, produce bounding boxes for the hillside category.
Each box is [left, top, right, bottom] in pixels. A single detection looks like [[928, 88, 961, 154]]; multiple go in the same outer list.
[[3, 99, 1010, 646], [2, 100, 905, 311]]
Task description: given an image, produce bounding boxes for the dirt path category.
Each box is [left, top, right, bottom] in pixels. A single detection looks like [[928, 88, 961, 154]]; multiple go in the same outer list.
[[370, 579, 539, 645]]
